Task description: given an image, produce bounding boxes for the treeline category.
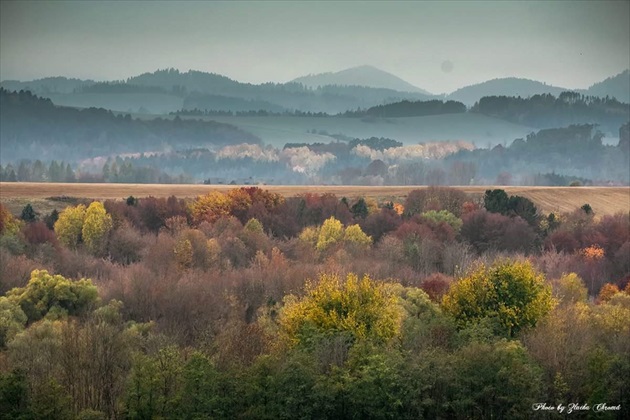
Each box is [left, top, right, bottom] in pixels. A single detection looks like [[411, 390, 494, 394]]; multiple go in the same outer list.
[[446, 124, 629, 184], [285, 136, 403, 154], [0, 160, 75, 183], [77, 82, 171, 95], [471, 91, 629, 133], [0, 187, 628, 418], [0, 88, 260, 163], [172, 108, 332, 117], [0, 159, 191, 184], [174, 99, 467, 119], [342, 99, 466, 118]]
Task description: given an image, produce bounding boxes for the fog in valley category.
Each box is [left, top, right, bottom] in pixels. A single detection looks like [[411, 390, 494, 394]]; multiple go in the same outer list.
[[0, 0, 628, 186]]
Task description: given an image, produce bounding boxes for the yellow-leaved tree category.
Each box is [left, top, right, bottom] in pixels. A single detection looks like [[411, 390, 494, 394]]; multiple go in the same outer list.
[[316, 217, 344, 252], [190, 192, 232, 225], [0, 203, 22, 236], [443, 260, 554, 337], [7, 269, 99, 323], [54, 204, 87, 248], [343, 224, 372, 247], [82, 201, 113, 255], [280, 273, 402, 346]]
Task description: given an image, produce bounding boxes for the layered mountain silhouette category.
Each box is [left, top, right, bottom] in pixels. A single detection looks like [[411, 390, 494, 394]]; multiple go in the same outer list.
[[448, 70, 629, 106], [1, 67, 628, 115]]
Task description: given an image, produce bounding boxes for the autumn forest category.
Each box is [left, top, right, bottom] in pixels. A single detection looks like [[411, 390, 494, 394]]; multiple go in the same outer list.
[[0, 186, 628, 419]]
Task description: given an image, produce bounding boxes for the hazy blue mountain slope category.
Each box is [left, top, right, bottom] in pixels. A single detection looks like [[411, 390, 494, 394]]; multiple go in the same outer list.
[[292, 65, 432, 94], [448, 77, 569, 106], [586, 70, 630, 103]]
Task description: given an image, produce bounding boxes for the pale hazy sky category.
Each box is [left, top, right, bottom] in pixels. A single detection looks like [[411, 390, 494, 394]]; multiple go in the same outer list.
[[1, 0, 629, 94]]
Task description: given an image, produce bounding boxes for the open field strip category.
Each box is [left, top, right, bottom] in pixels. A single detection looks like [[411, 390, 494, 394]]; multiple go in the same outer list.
[[1, 182, 628, 216]]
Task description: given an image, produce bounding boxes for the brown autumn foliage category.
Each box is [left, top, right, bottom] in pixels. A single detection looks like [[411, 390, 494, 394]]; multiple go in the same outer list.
[[22, 221, 57, 246], [421, 272, 453, 302], [404, 186, 469, 217]]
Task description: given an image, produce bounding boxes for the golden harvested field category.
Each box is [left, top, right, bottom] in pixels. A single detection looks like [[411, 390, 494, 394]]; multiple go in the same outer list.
[[1, 182, 628, 216]]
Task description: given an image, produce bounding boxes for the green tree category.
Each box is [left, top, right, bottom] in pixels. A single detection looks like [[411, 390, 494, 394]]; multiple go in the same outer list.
[[0, 370, 32, 419], [507, 195, 539, 226], [20, 204, 38, 223], [7, 270, 99, 323], [82, 202, 113, 255], [54, 204, 86, 248], [0, 297, 27, 348], [125, 345, 183, 419], [244, 218, 264, 234], [421, 210, 463, 232], [343, 224, 372, 248], [452, 340, 544, 419], [443, 260, 554, 337], [350, 198, 369, 219], [44, 209, 59, 230], [484, 189, 509, 214]]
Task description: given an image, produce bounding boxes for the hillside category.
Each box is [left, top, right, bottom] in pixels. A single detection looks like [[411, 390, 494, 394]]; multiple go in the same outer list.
[[448, 77, 569, 106], [292, 65, 432, 95], [0, 76, 96, 94], [471, 92, 630, 134], [586, 69, 630, 103], [2, 69, 434, 114], [0, 88, 259, 163]]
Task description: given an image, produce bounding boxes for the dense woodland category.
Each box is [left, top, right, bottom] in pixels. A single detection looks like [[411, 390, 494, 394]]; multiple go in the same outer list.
[[1, 187, 629, 419]]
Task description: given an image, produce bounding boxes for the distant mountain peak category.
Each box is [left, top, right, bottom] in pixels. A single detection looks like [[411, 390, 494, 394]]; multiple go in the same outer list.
[[292, 65, 432, 95]]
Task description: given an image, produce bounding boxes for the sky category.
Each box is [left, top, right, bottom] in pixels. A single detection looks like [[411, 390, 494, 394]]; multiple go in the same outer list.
[[1, 0, 629, 94]]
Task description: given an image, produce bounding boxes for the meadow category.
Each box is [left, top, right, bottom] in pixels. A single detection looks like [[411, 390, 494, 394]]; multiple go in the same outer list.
[[1, 182, 628, 217]]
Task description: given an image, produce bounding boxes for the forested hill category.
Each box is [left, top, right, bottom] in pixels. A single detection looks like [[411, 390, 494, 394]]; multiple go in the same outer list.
[[0, 76, 96, 94], [471, 92, 630, 134], [1, 69, 434, 114], [447, 77, 569, 106], [291, 65, 432, 94], [342, 99, 466, 118], [0, 88, 260, 163], [586, 69, 630, 103]]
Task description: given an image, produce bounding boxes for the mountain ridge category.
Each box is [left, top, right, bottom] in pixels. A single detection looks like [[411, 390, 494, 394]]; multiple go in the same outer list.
[[2, 68, 628, 114], [291, 65, 433, 95]]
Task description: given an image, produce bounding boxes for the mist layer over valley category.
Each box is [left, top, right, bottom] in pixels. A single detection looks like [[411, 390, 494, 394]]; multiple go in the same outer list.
[[1, 65, 628, 186]]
